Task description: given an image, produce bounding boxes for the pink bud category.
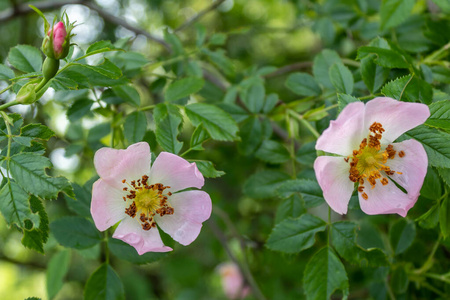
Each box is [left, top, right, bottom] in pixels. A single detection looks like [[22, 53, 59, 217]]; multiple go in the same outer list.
[[52, 22, 67, 57], [217, 263, 250, 300]]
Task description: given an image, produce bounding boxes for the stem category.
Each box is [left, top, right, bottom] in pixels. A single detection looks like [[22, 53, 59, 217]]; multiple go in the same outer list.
[[104, 232, 110, 264], [0, 100, 19, 111], [423, 42, 450, 63], [414, 235, 441, 275], [327, 207, 331, 246], [0, 83, 13, 95], [139, 105, 155, 112], [424, 273, 450, 285], [342, 58, 361, 68], [288, 110, 320, 138]]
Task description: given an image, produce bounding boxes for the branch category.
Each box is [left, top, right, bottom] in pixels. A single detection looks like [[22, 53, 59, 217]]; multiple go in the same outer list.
[[175, 0, 227, 32], [263, 61, 312, 79]]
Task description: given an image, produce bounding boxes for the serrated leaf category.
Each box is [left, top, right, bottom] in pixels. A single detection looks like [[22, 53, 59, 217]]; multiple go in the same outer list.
[[8, 45, 42, 73], [285, 72, 321, 97], [416, 203, 440, 229], [190, 124, 209, 151], [60, 60, 125, 87], [47, 250, 71, 300], [255, 140, 290, 164], [22, 196, 49, 253], [0, 181, 40, 229], [86, 40, 116, 55], [0, 64, 15, 80], [65, 183, 92, 218], [108, 238, 167, 264], [185, 103, 238, 141], [241, 81, 265, 113], [425, 100, 450, 130], [165, 77, 204, 102], [238, 116, 262, 155], [67, 99, 94, 122], [20, 124, 55, 140], [437, 168, 450, 187], [275, 194, 305, 224], [329, 63, 354, 94], [124, 111, 147, 144], [112, 84, 140, 107], [360, 56, 390, 93], [389, 219, 416, 255], [332, 221, 388, 267], [155, 107, 183, 155], [50, 216, 102, 249], [276, 179, 325, 208], [84, 263, 125, 300], [9, 153, 73, 199], [190, 160, 225, 178], [263, 93, 278, 113], [243, 170, 290, 199], [303, 247, 349, 300], [218, 103, 249, 123], [266, 214, 326, 253], [337, 94, 360, 112], [357, 47, 409, 69], [313, 49, 342, 89], [440, 196, 450, 238], [401, 125, 450, 168], [420, 167, 442, 200], [380, 0, 414, 31]]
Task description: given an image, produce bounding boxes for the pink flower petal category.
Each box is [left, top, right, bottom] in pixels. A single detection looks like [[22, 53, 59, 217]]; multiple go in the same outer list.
[[94, 142, 151, 189], [385, 139, 428, 199], [315, 101, 366, 156], [149, 152, 204, 192], [112, 217, 172, 254], [155, 190, 211, 245], [91, 179, 127, 231], [314, 156, 355, 214], [364, 97, 430, 144], [359, 179, 417, 217], [52, 22, 66, 55]]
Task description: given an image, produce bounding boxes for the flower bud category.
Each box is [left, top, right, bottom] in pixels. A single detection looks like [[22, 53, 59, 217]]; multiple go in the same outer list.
[[16, 83, 37, 104], [42, 57, 60, 80], [41, 19, 74, 60]]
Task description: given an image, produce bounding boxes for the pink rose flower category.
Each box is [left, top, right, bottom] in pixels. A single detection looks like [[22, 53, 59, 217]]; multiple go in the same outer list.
[[90, 142, 212, 254], [217, 262, 250, 299], [314, 97, 430, 217], [50, 22, 67, 58]]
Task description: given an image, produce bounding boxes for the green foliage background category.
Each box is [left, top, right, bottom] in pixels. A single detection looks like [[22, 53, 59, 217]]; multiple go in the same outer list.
[[0, 0, 449, 299]]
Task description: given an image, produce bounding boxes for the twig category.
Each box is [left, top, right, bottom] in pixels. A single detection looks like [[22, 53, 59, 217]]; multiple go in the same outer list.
[[175, 0, 227, 32], [264, 61, 312, 79]]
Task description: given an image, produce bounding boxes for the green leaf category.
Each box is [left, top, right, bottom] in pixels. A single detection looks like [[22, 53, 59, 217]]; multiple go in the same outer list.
[[86, 40, 116, 55], [276, 179, 325, 208], [296, 142, 316, 166], [238, 116, 262, 155], [190, 124, 209, 151], [360, 56, 390, 93], [357, 47, 409, 69], [255, 140, 290, 164], [50, 216, 102, 249], [332, 221, 388, 267], [380, 0, 415, 31], [124, 111, 147, 144], [9, 153, 73, 199], [65, 183, 92, 218], [425, 100, 450, 130], [275, 194, 305, 224], [190, 160, 225, 178], [432, 0, 450, 13], [84, 263, 125, 300], [263, 93, 278, 113], [420, 167, 442, 200], [416, 203, 440, 229], [67, 99, 94, 122], [20, 124, 55, 141], [303, 247, 349, 300], [61, 60, 125, 87], [0, 64, 15, 80], [337, 94, 360, 112], [389, 218, 416, 255], [241, 81, 265, 113], [202, 49, 235, 77], [185, 103, 238, 141], [165, 77, 204, 102], [438, 168, 450, 187], [154, 104, 183, 154], [109, 238, 167, 264], [440, 196, 450, 238], [383, 75, 433, 104], [329, 63, 354, 94], [266, 214, 326, 253], [285, 72, 321, 97], [8, 45, 42, 73], [21, 196, 49, 253], [46, 250, 71, 300], [112, 84, 140, 107], [391, 265, 409, 294], [401, 125, 450, 168], [0, 181, 40, 228], [243, 170, 291, 199], [313, 49, 342, 89]]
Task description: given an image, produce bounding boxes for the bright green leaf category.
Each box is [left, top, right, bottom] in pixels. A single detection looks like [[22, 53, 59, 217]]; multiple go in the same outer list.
[[357, 47, 409, 69], [8, 45, 42, 73], [0, 64, 15, 80], [190, 124, 209, 151], [337, 94, 360, 112], [112, 85, 140, 107], [425, 100, 450, 130], [21, 196, 49, 253], [380, 0, 415, 31], [329, 63, 354, 94], [165, 77, 205, 102], [241, 81, 265, 113]]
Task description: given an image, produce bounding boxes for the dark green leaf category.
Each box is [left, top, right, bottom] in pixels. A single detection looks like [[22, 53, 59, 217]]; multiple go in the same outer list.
[[67, 99, 94, 122], [185, 103, 238, 141], [303, 247, 349, 300], [425, 100, 450, 130], [21, 196, 49, 253], [263, 93, 278, 113], [360, 56, 390, 93], [276, 179, 325, 208], [420, 167, 442, 200], [20, 124, 55, 141], [389, 219, 416, 255], [337, 94, 360, 112], [329, 63, 354, 94], [285, 72, 321, 97], [243, 170, 291, 199], [190, 124, 209, 151], [154, 104, 183, 154], [165, 77, 204, 102], [357, 47, 409, 69], [416, 203, 440, 229], [124, 111, 147, 144], [8, 45, 42, 73], [266, 214, 326, 253], [109, 238, 167, 264], [84, 263, 125, 300], [391, 265, 409, 294], [65, 183, 92, 218], [275, 194, 305, 224], [313, 49, 342, 89], [190, 160, 225, 178], [255, 140, 291, 164], [440, 196, 450, 238], [241, 81, 265, 113], [50, 216, 102, 249], [238, 116, 262, 155], [9, 153, 73, 199], [380, 0, 414, 31], [112, 85, 140, 107], [332, 221, 388, 267], [47, 250, 71, 300]]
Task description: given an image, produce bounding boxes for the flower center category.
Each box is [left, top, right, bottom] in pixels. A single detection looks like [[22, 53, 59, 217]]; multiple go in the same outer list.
[[345, 122, 404, 200], [122, 175, 174, 231]]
